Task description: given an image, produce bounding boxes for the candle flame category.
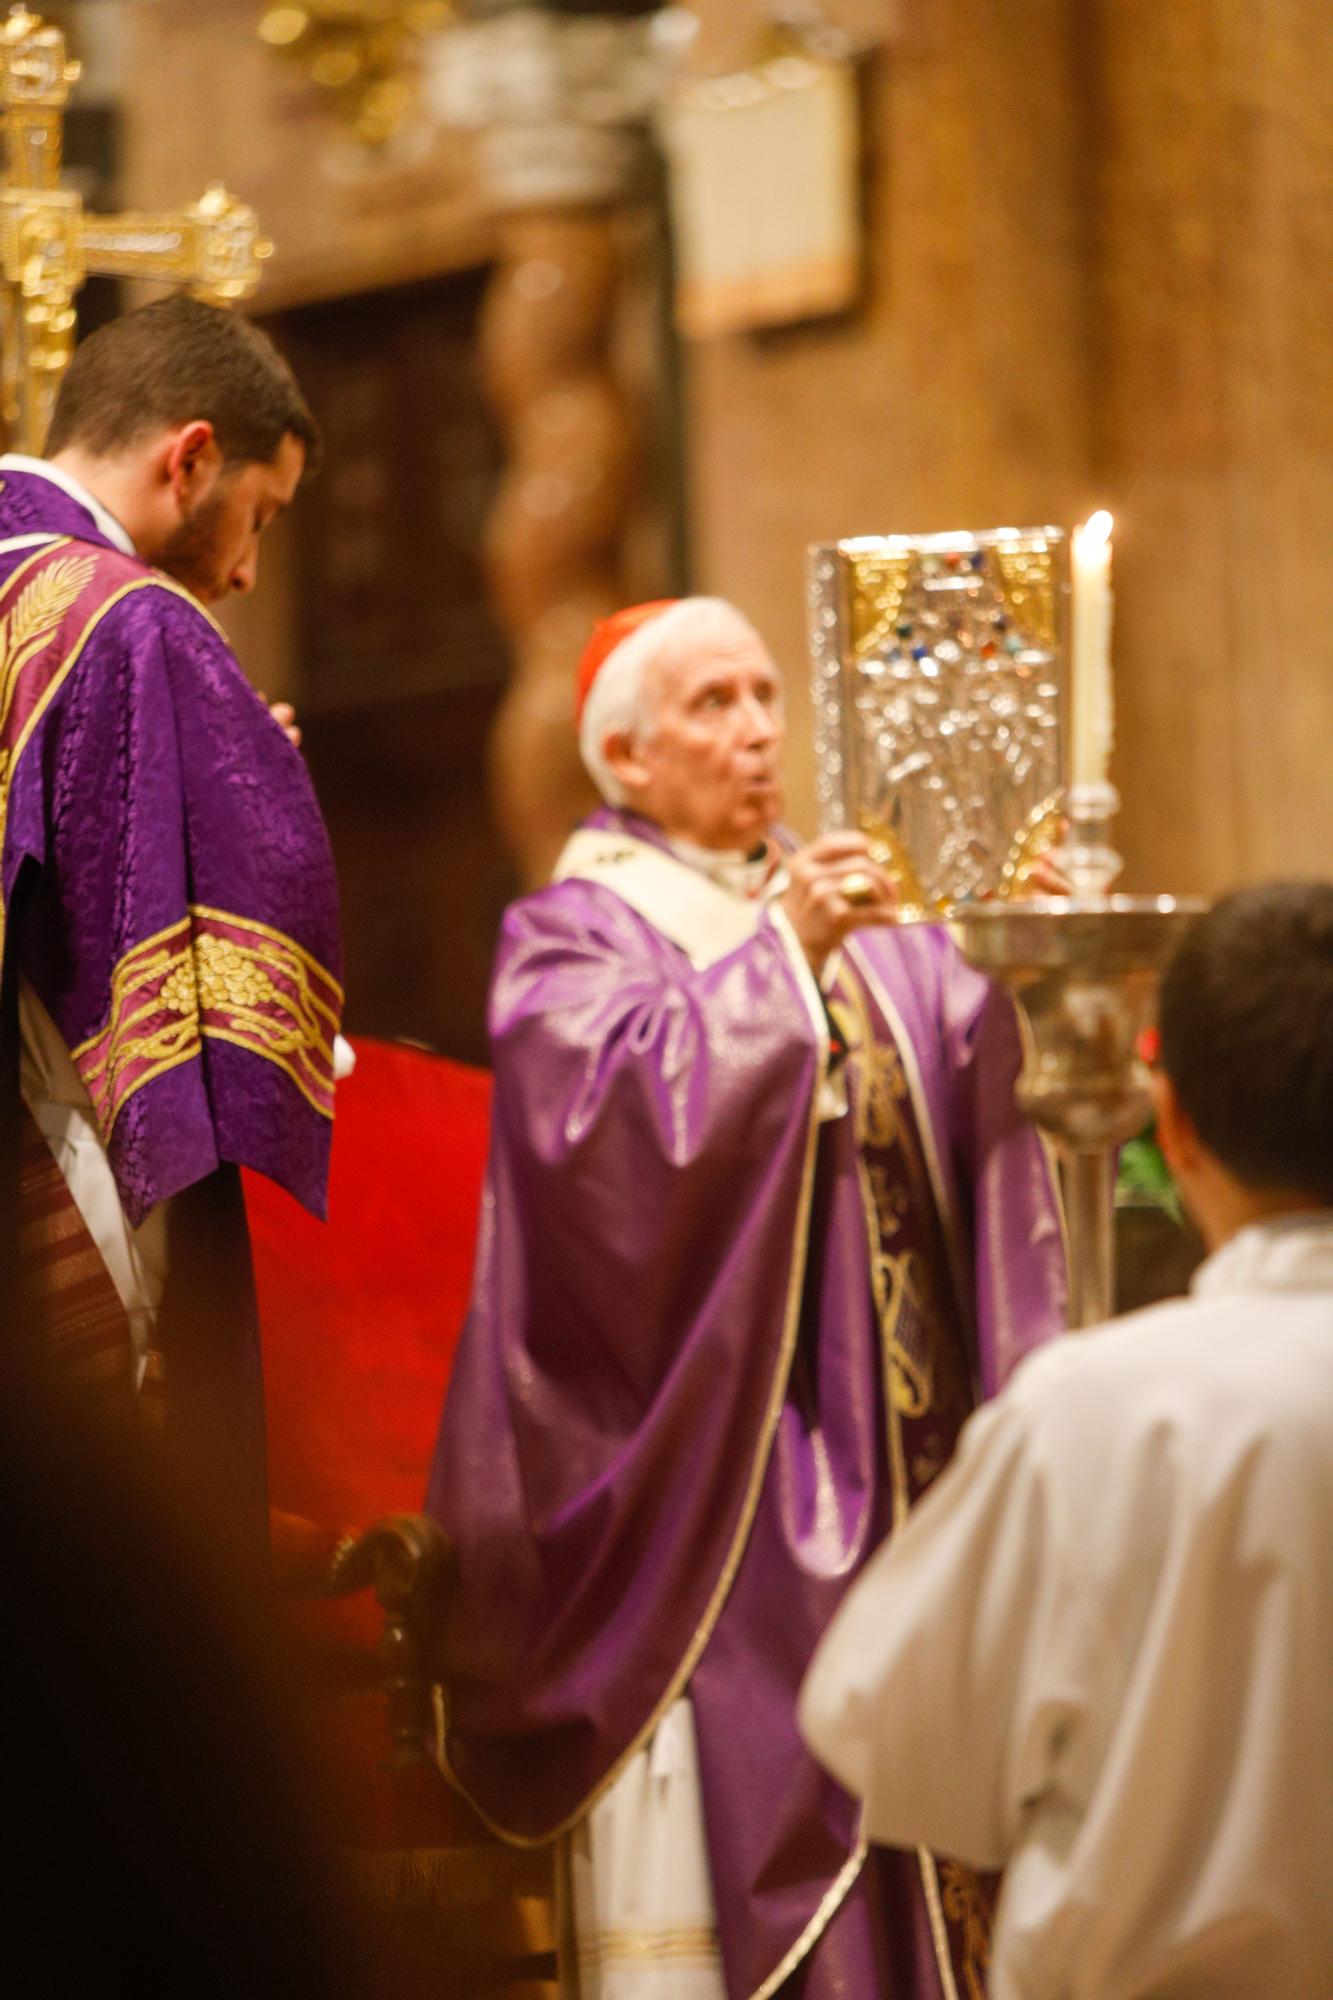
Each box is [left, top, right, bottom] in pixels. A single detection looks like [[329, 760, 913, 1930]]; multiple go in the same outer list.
[[1078, 509, 1113, 548]]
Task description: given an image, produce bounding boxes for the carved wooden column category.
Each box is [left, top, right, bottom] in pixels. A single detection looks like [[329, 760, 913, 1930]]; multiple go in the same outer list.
[[429, 7, 690, 884]]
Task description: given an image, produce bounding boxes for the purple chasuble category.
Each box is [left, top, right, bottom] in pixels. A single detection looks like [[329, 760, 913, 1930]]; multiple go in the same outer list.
[[428, 808, 1066, 2000], [0, 471, 342, 1540], [0, 470, 343, 1227]]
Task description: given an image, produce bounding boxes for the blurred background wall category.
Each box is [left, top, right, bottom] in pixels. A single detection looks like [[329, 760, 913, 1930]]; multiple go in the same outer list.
[[683, 0, 1333, 896], [39, 0, 1333, 1054]]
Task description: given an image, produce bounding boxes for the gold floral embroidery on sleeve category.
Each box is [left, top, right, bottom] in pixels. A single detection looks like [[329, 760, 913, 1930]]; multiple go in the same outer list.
[[73, 907, 342, 1136]]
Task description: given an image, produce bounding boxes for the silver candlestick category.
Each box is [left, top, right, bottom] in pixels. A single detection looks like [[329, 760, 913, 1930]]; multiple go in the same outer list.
[[949, 787, 1205, 1330]]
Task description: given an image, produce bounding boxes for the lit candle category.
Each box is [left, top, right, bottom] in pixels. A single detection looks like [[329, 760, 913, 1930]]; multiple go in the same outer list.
[[1069, 510, 1114, 788]]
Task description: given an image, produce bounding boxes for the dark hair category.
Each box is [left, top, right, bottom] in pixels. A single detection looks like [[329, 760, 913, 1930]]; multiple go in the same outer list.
[[45, 293, 321, 470], [1159, 881, 1333, 1203]]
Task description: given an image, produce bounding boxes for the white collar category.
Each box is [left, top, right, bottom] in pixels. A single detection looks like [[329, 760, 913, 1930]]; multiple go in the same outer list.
[[1192, 1213, 1333, 1300], [554, 826, 767, 968], [0, 454, 137, 557], [665, 832, 785, 902]]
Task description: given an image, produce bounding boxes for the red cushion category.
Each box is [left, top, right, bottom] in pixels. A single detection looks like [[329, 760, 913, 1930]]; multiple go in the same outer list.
[[245, 1038, 492, 1536]]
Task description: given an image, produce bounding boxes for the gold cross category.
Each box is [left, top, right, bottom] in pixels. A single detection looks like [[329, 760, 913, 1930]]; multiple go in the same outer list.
[[0, 7, 274, 452]]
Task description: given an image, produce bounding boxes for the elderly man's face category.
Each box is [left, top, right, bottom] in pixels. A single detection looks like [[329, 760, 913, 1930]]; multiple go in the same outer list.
[[614, 623, 786, 850]]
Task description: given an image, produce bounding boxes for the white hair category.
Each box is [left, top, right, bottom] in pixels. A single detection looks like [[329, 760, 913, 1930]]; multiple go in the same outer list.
[[579, 596, 770, 806]]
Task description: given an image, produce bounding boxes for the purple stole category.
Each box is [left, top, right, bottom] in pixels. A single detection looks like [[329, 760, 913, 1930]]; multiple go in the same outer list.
[[831, 945, 998, 1997]]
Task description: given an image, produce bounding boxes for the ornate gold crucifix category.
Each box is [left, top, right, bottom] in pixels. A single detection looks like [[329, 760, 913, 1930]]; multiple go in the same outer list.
[[0, 6, 274, 453]]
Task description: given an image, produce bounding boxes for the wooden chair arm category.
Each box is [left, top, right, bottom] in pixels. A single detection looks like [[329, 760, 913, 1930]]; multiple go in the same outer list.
[[326, 1513, 453, 1768]]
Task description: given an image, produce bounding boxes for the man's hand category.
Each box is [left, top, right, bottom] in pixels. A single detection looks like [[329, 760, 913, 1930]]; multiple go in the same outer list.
[[1027, 847, 1072, 896], [779, 833, 898, 970], [259, 693, 302, 751]]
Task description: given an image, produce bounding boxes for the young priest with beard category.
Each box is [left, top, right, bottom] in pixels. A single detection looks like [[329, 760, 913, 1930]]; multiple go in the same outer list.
[[0, 295, 344, 1547]]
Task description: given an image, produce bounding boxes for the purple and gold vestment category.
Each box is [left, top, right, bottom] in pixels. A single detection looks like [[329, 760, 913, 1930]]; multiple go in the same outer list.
[[0, 469, 342, 1525], [428, 807, 1067, 2000]]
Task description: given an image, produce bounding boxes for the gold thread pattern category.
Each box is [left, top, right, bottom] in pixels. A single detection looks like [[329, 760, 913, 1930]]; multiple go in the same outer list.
[[848, 552, 913, 662], [0, 539, 120, 964], [991, 540, 1057, 650], [833, 943, 995, 1997], [844, 943, 971, 1329], [73, 906, 339, 1137], [939, 1860, 994, 2000], [831, 969, 940, 1425], [192, 902, 345, 1015], [0, 551, 96, 710]]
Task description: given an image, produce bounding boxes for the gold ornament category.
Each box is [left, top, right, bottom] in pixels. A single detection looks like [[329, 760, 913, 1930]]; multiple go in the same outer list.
[[0, 9, 273, 452], [258, 0, 455, 152]]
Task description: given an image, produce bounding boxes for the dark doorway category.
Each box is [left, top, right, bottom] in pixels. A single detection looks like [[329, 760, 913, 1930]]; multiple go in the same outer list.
[[269, 270, 516, 1066]]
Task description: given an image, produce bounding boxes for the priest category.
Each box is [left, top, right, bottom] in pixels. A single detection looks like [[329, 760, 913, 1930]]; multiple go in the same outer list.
[[428, 596, 1068, 1998], [0, 295, 342, 1544], [800, 882, 1333, 1999]]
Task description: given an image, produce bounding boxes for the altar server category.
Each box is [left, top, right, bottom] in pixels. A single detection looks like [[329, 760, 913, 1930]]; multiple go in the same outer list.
[[801, 881, 1333, 2000]]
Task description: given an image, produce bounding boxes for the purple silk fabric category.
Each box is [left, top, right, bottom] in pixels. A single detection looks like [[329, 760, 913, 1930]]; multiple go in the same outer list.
[[0, 472, 341, 1225], [428, 808, 1066, 1998]]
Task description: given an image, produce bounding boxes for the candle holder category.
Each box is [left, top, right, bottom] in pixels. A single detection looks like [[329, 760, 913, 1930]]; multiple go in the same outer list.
[[949, 861, 1205, 1329], [1051, 780, 1123, 898]]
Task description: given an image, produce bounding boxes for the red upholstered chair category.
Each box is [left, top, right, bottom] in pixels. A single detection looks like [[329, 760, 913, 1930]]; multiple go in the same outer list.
[[244, 1039, 556, 2000]]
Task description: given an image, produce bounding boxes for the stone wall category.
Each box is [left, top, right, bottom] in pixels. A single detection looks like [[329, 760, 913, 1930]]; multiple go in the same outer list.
[[682, 0, 1333, 894]]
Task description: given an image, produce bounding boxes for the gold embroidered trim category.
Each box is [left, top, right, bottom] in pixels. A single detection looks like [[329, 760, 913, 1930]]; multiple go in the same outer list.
[[576, 1927, 721, 1968], [438, 1052, 828, 1851], [748, 1834, 867, 2000], [7, 575, 177, 782], [918, 1850, 965, 2000], [838, 950, 982, 2000], [75, 923, 196, 1050], [855, 1155, 911, 1530], [192, 902, 346, 1012], [144, 571, 229, 642], [0, 550, 97, 714], [203, 1027, 335, 1120], [833, 962, 942, 1422], [0, 549, 262, 978], [939, 1859, 993, 2000], [2, 573, 207, 967], [0, 540, 85, 957], [72, 905, 338, 1136], [844, 939, 972, 1332]]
